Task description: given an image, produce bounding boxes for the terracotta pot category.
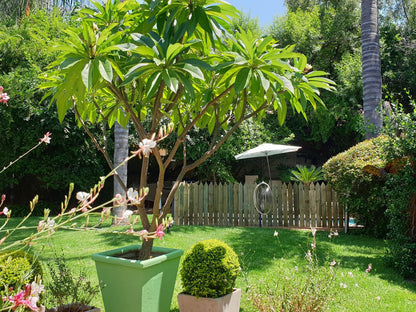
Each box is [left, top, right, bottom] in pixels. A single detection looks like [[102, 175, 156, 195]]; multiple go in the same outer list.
[[177, 288, 241, 312]]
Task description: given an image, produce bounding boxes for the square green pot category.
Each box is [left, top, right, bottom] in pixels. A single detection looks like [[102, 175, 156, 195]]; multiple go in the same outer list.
[[92, 244, 183, 312]]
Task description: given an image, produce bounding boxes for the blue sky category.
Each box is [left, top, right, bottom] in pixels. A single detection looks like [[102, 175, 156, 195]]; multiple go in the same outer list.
[[226, 0, 286, 27]]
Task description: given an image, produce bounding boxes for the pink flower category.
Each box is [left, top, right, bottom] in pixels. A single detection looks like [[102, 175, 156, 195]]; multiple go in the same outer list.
[[330, 260, 337, 267], [40, 132, 51, 144], [139, 138, 156, 157], [365, 264, 372, 274], [1, 207, 8, 216], [3, 280, 44, 311], [114, 193, 126, 205], [156, 223, 165, 239], [0, 86, 10, 104], [137, 229, 149, 240], [76, 192, 90, 202], [127, 188, 142, 204], [123, 210, 133, 219], [37, 220, 45, 232]]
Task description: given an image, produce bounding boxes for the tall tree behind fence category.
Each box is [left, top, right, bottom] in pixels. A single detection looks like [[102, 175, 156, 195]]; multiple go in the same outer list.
[[173, 181, 344, 228]]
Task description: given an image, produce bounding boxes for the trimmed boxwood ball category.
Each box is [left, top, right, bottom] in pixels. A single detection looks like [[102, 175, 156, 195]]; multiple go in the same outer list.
[[180, 239, 240, 298], [0, 250, 43, 291]]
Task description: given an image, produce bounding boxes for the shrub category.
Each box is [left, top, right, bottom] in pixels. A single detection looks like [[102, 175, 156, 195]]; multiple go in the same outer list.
[[0, 250, 43, 291], [45, 253, 100, 309], [322, 135, 390, 237], [384, 169, 416, 277], [180, 239, 240, 298], [381, 100, 416, 277]]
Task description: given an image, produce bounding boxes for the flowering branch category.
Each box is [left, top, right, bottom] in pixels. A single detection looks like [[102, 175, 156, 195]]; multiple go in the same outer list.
[[0, 132, 51, 175]]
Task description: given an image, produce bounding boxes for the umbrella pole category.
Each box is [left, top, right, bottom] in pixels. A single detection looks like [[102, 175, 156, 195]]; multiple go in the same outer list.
[[265, 153, 272, 184]]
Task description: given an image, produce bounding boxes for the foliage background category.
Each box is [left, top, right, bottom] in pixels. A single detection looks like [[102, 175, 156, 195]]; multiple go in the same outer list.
[[0, 9, 108, 212]]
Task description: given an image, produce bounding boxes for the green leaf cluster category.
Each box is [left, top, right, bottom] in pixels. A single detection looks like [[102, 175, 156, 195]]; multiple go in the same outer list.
[[290, 165, 324, 184]]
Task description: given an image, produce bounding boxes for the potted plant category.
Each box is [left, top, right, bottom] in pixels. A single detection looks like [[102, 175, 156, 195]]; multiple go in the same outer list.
[[178, 239, 241, 312], [92, 243, 183, 312]]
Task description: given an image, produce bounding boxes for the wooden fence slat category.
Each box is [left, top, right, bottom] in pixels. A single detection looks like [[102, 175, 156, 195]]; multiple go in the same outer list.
[[320, 183, 326, 227], [196, 183, 201, 225], [223, 183, 228, 226], [326, 184, 333, 227], [288, 183, 294, 227], [294, 183, 299, 227], [309, 183, 315, 227], [233, 184, 239, 226], [184, 183, 190, 225], [179, 182, 184, 225], [315, 183, 322, 227], [188, 183, 194, 225], [282, 183, 288, 227], [299, 183, 305, 228], [174, 184, 179, 225], [336, 191, 343, 228]]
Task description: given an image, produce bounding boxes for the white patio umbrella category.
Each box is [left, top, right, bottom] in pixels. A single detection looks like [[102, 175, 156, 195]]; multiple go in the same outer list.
[[235, 143, 302, 180], [235, 143, 302, 160]]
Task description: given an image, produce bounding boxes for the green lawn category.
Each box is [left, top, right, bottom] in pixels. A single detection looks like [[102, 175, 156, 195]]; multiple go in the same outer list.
[[2, 216, 416, 311]]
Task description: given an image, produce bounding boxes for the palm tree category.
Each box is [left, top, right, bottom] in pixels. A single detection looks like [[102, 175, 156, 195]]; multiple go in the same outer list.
[[113, 122, 129, 224], [361, 0, 382, 138]]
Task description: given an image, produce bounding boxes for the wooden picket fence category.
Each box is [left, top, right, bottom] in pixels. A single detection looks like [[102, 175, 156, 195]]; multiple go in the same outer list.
[[173, 181, 344, 228]]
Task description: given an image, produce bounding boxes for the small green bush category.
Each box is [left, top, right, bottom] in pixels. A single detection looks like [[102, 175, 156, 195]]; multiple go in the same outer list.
[[180, 239, 240, 298], [45, 253, 100, 308], [0, 250, 43, 290]]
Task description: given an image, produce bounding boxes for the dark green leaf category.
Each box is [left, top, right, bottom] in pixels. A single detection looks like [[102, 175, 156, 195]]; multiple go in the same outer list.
[[234, 68, 251, 93]]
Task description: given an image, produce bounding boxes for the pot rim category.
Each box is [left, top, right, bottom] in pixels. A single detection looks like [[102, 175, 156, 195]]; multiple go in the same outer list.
[[91, 244, 183, 269]]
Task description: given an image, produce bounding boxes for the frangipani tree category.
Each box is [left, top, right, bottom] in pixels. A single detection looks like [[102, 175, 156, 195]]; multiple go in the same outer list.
[[42, 0, 335, 259]]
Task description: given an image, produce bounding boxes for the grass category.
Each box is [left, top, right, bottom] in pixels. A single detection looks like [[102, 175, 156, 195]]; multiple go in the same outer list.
[[1, 215, 416, 311]]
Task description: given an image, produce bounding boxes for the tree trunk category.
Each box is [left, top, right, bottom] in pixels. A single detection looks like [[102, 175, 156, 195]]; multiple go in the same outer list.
[[138, 237, 154, 260], [112, 121, 129, 225], [361, 0, 382, 138]]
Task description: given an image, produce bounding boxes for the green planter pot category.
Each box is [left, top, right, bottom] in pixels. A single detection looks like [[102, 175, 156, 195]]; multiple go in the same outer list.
[[92, 244, 183, 312]]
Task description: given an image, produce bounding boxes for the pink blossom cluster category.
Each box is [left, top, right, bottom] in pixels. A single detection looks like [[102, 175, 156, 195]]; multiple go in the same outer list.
[[0, 194, 9, 217], [0, 86, 9, 104], [40, 132, 51, 145], [3, 280, 44, 311]]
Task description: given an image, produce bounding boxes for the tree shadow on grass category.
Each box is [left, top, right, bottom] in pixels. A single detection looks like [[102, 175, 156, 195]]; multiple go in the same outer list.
[[319, 231, 416, 293]]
